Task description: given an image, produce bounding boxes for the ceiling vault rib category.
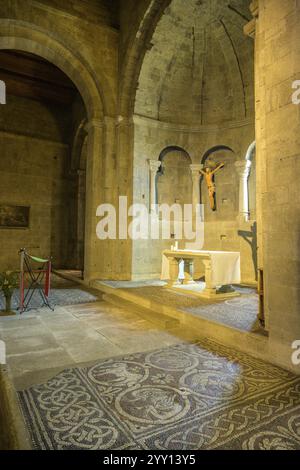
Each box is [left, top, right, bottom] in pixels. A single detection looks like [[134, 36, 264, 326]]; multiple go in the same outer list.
[[219, 18, 247, 118]]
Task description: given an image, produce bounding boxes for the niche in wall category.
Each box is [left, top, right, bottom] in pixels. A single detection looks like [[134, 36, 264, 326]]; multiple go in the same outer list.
[[157, 147, 192, 212]]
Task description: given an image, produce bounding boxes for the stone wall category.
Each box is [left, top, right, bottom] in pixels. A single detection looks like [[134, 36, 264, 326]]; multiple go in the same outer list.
[[254, 0, 300, 371], [0, 95, 76, 271], [0, 0, 120, 279]]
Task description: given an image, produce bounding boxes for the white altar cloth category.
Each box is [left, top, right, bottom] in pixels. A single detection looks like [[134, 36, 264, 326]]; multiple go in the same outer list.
[[161, 250, 241, 286]]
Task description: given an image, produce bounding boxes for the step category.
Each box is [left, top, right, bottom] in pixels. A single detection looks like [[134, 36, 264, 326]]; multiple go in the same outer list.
[[102, 293, 180, 329], [91, 280, 186, 323]]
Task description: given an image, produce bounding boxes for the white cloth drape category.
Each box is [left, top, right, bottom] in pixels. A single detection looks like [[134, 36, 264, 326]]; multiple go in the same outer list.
[[161, 250, 241, 286]]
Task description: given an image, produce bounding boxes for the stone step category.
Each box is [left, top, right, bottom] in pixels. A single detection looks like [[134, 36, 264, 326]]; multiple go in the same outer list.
[[102, 293, 180, 330], [91, 281, 271, 369], [91, 280, 185, 323]]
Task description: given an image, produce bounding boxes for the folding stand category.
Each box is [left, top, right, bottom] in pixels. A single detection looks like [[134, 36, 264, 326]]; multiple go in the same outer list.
[[19, 248, 54, 314]]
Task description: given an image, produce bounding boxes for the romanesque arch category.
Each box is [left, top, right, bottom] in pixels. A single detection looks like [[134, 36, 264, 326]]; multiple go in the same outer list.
[[201, 145, 235, 166], [0, 19, 109, 280], [158, 145, 191, 174], [0, 19, 105, 120], [119, 0, 171, 117]]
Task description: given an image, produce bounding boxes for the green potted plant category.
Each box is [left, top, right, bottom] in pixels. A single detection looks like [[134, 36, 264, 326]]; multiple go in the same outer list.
[[0, 271, 19, 316]]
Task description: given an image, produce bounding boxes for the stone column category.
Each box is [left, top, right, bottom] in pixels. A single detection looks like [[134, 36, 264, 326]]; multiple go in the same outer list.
[[167, 258, 181, 287], [235, 160, 252, 223], [115, 116, 134, 280], [244, 0, 268, 331], [190, 164, 203, 213], [76, 169, 86, 271], [183, 259, 195, 285], [148, 160, 161, 212], [189, 164, 203, 244], [84, 119, 104, 282], [103, 116, 117, 202], [202, 258, 217, 297]]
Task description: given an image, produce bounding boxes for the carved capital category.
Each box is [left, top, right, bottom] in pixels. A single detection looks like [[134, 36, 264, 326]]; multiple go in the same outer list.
[[116, 115, 134, 128], [250, 0, 259, 18], [244, 19, 256, 38], [84, 119, 104, 133], [244, 0, 259, 38], [190, 164, 204, 178], [148, 160, 161, 174], [104, 115, 117, 127]]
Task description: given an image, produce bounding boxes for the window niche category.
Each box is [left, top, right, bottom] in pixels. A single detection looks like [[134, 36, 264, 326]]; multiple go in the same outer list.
[[156, 147, 192, 212]]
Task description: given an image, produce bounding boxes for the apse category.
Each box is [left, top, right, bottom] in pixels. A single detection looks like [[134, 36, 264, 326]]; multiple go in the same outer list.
[[132, 0, 256, 282]]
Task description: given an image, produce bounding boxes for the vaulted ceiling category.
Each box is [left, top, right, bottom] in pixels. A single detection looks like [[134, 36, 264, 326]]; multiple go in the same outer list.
[[135, 0, 254, 126], [34, 0, 120, 28]]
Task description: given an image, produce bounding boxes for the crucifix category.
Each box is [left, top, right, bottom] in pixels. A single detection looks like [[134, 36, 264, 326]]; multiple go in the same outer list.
[[200, 162, 225, 211]]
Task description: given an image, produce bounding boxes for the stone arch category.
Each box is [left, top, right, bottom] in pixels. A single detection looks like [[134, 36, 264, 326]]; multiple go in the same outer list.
[[71, 119, 88, 171], [156, 146, 192, 208], [0, 19, 110, 280], [119, 0, 172, 117], [0, 19, 107, 120], [245, 140, 256, 162], [201, 145, 235, 166], [158, 145, 191, 175]]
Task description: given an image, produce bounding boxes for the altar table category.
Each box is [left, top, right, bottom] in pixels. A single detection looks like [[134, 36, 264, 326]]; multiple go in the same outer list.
[[161, 249, 241, 298]]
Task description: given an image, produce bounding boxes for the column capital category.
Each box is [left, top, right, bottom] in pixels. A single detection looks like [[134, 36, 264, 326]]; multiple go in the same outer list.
[[250, 0, 259, 18], [244, 0, 259, 38], [116, 115, 134, 128], [84, 119, 104, 133], [104, 115, 117, 126], [190, 164, 204, 176], [148, 160, 161, 173]]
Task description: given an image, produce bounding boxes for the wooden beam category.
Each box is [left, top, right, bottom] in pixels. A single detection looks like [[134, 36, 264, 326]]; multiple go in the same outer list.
[[0, 51, 76, 90], [0, 70, 76, 105]]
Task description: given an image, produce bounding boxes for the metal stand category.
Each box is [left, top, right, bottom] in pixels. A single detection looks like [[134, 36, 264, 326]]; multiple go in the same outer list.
[[19, 248, 54, 314]]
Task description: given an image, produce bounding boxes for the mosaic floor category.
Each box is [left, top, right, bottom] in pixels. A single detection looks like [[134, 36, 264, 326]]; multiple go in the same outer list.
[[19, 339, 300, 450]]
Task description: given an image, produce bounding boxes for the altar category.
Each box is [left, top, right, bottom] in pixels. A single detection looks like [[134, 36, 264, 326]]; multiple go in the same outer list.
[[161, 249, 241, 299]]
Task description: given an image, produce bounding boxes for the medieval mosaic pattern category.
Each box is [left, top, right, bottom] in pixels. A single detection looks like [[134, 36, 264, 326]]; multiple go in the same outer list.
[[19, 339, 300, 450]]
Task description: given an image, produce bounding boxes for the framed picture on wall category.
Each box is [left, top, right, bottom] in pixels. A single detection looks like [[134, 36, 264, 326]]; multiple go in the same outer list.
[[0, 204, 30, 229]]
